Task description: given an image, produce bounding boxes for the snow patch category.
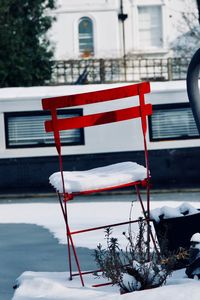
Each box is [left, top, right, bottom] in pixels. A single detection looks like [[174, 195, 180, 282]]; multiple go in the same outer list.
[[122, 272, 142, 291], [191, 233, 200, 243], [12, 269, 200, 300], [150, 203, 199, 223]]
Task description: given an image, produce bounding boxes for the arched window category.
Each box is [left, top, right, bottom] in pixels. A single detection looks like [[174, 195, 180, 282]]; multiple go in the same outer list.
[[79, 17, 94, 57]]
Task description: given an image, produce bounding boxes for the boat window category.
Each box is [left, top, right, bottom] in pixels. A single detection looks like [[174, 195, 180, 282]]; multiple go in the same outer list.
[[149, 103, 199, 141], [4, 109, 84, 148]]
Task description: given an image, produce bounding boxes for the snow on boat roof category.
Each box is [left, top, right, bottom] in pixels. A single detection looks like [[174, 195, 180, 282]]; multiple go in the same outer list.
[[0, 83, 122, 101], [0, 80, 189, 101]]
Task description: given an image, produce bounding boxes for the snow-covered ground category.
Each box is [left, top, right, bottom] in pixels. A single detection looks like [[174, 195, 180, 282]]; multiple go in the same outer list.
[[1, 198, 199, 248], [12, 269, 200, 300], [0, 197, 199, 299]]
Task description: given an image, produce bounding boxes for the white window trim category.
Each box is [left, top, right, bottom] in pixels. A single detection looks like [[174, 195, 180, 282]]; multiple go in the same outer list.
[[131, 2, 167, 54], [73, 14, 96, 58], [149, 104, 199, 141], [4, 110, 84, 149]]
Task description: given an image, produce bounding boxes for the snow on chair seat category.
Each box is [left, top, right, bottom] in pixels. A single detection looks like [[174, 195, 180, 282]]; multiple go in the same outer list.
[[49, 161, 147, 195]]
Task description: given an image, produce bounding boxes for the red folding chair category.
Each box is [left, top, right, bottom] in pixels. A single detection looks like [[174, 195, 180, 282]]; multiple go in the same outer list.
[[42, 82, 154, 287]]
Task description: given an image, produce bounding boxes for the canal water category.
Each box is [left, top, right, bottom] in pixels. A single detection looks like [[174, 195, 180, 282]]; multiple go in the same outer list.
[[0, 223, 96, 300], [0, 191, 199, 300]]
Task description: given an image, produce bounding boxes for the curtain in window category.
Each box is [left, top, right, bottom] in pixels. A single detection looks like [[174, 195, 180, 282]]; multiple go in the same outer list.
[[6, 112, 82, 148], [150, 107, 199, 141], [138, 6, 162, 49], [79, 17, 94, 57]]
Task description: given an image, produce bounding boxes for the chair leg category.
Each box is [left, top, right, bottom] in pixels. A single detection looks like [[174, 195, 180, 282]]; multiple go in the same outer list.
[[135, 185, 159, 259], [67, 224, 85, 287], [58, 193, 85, 286], [67, 232, 72, 280]]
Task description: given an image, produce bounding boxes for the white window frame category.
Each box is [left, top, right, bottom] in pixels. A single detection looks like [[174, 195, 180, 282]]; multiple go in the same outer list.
[[4, 109, 84, 148], [77, 15, 95, 58], [73, 14, 96, 58], [131, 1, 167, 53], [149, 103, 199, 141], [138, 5, 163, 49]]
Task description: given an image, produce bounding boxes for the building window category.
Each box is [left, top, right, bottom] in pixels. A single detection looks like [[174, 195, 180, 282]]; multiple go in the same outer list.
[[4, 109, 84, 148], [149, 104, 199, 141], [79, 17, 94, 57], [138, 5, 162, 49]]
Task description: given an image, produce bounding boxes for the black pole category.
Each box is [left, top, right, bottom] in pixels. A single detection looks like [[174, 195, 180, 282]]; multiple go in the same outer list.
[[118, 0, 128, 81], [196, 0, 200, 24], [186, 48, 200, 134]]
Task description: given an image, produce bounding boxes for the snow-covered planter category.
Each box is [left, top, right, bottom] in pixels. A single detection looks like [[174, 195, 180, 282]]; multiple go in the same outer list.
[[94, 220, 174, 294], [151, 203, 200, 266]]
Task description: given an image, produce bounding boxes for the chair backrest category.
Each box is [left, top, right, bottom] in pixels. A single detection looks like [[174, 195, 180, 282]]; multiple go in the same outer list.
[[42, 82, 152, 155]]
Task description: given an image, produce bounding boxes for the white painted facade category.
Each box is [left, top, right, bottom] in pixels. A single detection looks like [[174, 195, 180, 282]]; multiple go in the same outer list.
[[49, 0, 197, 60]]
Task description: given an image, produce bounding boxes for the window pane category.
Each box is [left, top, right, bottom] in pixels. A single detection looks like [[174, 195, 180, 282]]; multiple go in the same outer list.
[[5, 110, 84, 148], [79, 17, 94, 56], [150, 106, 199, 141], [138, 6, 162, 48]]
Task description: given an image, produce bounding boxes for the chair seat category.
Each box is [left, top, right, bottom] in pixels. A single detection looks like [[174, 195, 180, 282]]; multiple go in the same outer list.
[[49, 161, 147, 194]]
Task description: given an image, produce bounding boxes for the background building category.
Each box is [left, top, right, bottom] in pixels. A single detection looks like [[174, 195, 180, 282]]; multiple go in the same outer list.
[[49, 0, 197, 60]]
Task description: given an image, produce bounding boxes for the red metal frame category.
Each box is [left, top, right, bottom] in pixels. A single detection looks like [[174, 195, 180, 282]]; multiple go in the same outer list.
[[44, 105, 152, 132], [42, 82, 155, 287], [59, 179, 148, 201]]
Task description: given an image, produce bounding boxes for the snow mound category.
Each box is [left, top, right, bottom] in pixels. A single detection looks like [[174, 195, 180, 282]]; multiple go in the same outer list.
[[150, 203, 199, 223], [49, 161, 147, 194], [191, 233, 200, 243], [12, 269, 200, 300]]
